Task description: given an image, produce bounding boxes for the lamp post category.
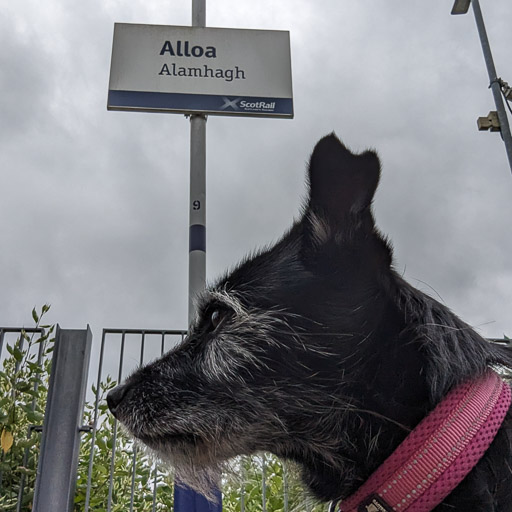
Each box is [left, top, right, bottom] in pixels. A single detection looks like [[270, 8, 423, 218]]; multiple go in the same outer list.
[[451, 0, 471, 15], [451, 0, 512, 174]]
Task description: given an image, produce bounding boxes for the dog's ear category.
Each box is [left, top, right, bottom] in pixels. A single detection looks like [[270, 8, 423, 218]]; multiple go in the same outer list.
[[305, 133, 380, 242]]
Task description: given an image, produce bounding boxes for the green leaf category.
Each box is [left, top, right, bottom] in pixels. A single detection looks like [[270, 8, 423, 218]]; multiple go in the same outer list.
[[97, 464, 109, 476], [28, 362, 43, 373], [12, 346, 23, 362], [17, 437, 39, 449], [21, 403, 34, 415], [23, 388, 40, 399], [34, 332, 49, 345], [96, 436, 107, 451], [26, 410, 44, 423], [16, 381, 31, 393], [32, 308, 39, 324]]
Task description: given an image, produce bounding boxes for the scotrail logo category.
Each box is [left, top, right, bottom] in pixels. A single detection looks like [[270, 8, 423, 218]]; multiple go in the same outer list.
[[220, 97, 241, 111], [220, 97, 276, 113]]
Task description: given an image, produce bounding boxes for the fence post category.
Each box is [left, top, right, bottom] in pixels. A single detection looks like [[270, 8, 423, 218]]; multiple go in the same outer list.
[[33, 326, 92, 512]]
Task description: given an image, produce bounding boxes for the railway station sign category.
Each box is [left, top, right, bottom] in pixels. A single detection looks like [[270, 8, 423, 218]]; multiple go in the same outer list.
[[108, 23, 293, 118]]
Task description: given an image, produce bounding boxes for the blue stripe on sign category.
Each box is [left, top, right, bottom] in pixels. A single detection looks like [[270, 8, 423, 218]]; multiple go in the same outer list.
[[108, 90, 293, 117], [189, 224, 206, 252]]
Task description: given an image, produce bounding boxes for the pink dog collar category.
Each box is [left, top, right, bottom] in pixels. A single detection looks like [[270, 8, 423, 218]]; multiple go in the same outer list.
[[338, 371, 511, 512]]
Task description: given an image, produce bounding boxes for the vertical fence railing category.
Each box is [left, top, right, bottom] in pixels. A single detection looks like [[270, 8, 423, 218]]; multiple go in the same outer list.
[[128, 331, 145, 512], [261, 454, 267, 512], [83, 329, 107, 512], [283, 461, 289, 512], [106, 330, 125, 511]]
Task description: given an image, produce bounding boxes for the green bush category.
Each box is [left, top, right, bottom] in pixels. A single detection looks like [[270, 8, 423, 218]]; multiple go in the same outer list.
[[0, 305, 53, 511], [222, 455, 324, 512]]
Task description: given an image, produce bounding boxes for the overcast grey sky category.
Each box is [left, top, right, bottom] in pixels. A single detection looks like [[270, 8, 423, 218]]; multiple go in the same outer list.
[[2, 1, 512, 375]]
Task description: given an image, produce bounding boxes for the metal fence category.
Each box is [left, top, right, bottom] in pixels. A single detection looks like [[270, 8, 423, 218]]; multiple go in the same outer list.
[[84, 329, 187, 512], [1, 325, 313, 512], [81, 329, 312, 512], [12, 327, 512, 511]]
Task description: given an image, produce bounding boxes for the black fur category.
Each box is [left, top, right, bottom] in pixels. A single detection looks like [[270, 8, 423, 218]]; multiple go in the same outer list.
[[108, 134, 512, 510]]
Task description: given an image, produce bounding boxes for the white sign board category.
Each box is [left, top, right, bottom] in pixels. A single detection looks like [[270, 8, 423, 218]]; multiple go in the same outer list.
[[108, 23, 293, 118]]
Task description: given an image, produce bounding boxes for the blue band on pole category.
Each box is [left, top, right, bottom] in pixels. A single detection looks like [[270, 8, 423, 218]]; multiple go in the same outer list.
[[174, 484, 222, 512], [189, 224, 206, 252]]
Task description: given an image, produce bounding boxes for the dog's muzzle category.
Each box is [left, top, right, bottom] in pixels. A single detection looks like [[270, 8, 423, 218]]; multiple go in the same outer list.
[[107, 383, 130, 418]]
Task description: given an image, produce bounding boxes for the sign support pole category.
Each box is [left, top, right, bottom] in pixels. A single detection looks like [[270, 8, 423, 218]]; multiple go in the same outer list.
[[188, 0, 207, 327], [188, 113, 206, 324], [174, 0, 221, 511]]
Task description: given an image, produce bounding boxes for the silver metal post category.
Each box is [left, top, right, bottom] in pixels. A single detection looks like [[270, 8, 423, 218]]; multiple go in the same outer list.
[[471, 0, 512, 174], [33, 327, 92, 512], [192, 0, 206, 28], [188, 114, 207, 325], [188, 0, 207, 326], [179, 3, 221, 511]]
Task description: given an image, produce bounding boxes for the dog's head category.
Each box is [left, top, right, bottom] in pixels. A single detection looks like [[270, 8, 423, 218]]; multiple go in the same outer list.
[[107, 134, 504, 501]]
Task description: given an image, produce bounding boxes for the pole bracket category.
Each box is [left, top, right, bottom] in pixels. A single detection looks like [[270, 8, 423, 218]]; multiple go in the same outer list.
[[477, 111, 501, 131]]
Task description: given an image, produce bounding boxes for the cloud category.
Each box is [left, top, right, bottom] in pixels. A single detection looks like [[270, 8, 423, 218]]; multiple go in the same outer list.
[[1, 0, 511, 375]]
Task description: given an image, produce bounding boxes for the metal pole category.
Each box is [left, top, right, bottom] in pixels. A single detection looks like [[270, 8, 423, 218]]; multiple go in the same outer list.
[[174, 0, 222, 509], [188, 114, 207, 324], [84, 330, 107, 512], [471, 0, 512, 174], [33, 327, 92, 512], [192, 0, 206, 28], [188, 0, 207, 326]]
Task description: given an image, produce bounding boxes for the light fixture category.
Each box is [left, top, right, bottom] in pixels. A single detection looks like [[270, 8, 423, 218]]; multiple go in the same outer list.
[[451, 0, 471, 15]]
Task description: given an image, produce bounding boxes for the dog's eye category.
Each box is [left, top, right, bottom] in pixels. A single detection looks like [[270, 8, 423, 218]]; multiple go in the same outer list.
[[202, 305, 229, 333], [210, 309, 222, 330]]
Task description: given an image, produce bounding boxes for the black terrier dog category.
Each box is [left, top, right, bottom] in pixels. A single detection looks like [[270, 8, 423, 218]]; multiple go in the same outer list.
[[108, 134, 512, 511]]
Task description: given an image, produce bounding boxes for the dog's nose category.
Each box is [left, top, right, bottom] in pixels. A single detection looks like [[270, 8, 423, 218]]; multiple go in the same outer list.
[[107, 383, 129, 416]]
